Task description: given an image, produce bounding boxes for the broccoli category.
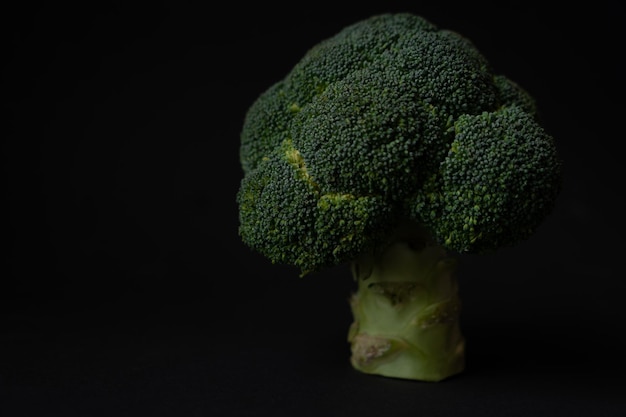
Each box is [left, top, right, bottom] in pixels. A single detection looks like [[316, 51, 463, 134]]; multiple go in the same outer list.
[[236, 13, 563, 382]]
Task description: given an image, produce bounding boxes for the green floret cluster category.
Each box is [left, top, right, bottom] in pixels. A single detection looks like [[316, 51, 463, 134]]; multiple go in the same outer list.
[[237, 13, 562, 275], [410, 106, 562, 253]]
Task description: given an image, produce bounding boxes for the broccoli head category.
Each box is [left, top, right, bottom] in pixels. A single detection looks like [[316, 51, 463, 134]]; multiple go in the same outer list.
[[236, 13, 562, 381]]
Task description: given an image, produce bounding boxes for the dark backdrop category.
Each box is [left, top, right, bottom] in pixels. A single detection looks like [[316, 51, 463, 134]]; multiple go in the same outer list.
[[4, 2, 625, 416]]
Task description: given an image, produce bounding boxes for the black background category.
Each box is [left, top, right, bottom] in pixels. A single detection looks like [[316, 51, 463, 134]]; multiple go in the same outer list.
[[4, 2, 625, 416]]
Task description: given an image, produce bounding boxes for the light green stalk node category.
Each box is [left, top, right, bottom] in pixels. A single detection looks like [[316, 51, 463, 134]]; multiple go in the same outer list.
[[347, 227, 465, 382]]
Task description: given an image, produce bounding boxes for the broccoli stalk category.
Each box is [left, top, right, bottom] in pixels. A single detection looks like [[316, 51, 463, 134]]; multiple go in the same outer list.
[[348, 222, 465, 382], [236, 13, 562, 382]]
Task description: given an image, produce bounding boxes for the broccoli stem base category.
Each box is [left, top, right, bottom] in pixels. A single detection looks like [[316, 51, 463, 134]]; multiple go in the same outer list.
[[347, 228, 465, 382]]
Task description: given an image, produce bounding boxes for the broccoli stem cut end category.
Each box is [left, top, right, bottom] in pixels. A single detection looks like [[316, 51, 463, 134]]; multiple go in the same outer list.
[[347, 229, 465, 382]]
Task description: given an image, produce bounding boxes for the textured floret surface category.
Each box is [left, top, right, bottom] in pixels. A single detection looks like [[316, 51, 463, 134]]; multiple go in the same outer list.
[[237, 13, 562, 274]]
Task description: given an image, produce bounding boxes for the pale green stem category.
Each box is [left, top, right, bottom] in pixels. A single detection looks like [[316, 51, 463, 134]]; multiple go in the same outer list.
[[347, 226, 465, 382]]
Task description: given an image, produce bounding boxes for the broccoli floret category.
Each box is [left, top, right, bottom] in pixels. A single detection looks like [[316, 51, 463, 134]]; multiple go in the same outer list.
[[410, 105, 562, 253], [237, 13, 563, 382]]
